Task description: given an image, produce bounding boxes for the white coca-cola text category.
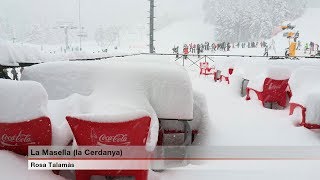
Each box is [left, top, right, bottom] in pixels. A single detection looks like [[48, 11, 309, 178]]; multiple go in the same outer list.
[[1, 131, 35, 146], [99, 134, 128, 143], [268, 83, 282, 90]]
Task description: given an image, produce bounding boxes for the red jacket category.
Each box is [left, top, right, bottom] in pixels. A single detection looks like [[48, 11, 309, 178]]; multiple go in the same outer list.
[[183, 47, 189, 54]]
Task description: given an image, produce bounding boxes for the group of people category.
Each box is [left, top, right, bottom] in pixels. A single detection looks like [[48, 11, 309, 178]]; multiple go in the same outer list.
[[0, 67, 22, 80], [173, 41, 269, 56], [301, 41, 320, 54]]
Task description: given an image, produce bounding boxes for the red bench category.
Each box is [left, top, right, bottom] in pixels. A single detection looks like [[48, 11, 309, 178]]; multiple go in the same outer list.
[[66, 115, 151, 180], [246, 78, 291, 108], [0, 117, 52, 156]]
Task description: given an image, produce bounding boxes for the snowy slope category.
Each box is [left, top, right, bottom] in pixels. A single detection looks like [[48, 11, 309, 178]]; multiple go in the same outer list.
[[270, 8, 320, 56], [155, 18, 214, 53]]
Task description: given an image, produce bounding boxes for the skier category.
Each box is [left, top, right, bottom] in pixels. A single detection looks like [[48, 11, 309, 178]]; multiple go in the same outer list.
[[11, 68, 18, 80]]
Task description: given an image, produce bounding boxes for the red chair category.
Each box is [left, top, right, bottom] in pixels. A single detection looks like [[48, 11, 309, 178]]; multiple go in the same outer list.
[[220, 68, 234, 84], [66, 116, 151, 180], [289, 103, 320, 129], [0, 117, 52, 156], [246, 78, 291, 108], [200, 62, 214, 76]]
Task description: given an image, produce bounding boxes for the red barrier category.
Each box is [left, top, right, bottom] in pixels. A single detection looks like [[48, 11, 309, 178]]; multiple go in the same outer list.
[[200, 62, 214, 76], [289, 103, 320, 129]]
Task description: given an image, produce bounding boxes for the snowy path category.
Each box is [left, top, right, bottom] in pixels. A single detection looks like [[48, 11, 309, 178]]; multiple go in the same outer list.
[[150, 75, 320, 180], [192, 77, 320, 146]]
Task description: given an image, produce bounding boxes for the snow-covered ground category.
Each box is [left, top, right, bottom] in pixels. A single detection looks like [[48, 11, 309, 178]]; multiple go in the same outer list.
[[2, 53, 320, 179], [2, 4, 320, 180]]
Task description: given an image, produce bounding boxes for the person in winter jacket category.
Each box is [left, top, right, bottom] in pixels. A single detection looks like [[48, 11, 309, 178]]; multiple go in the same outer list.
[[183, 45, 189, 60], [296, 41, 301, 50], [11, 68, 18, 80], [304, 43, 309, 54], [227, 43, 231, 51]]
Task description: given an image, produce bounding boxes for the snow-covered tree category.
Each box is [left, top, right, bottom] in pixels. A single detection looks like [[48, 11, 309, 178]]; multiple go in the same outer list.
[[203, 0, 307, 42], [94, 26, 121, 49]]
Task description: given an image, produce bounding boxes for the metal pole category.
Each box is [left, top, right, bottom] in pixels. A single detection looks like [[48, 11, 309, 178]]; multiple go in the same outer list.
[[149, 0, 155, 53], [78, 0, 82, 51], [64, 28, 69, 50]]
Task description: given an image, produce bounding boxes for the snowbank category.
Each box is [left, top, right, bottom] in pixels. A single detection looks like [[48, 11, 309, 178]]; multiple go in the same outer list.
[[161, 90, 207, 132], [22, 59, 193, 120], [289, 67, 320, 105], [289, 67, 320, 125], [22, 61, 96, 99], [22, 58, 193, 150], [0, 150, 64, 180], [47, 93, 88, 146], [0, 43, 20, 66], [247, 66, 292, 92], [0, 42, 45, 66], [214, 57, 320, 83], [71, 108, 150, 123], [0, 79, 48, 123]]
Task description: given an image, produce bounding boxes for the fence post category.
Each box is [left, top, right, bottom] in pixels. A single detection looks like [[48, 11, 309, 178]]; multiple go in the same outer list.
[[183, 55, 185, 66]]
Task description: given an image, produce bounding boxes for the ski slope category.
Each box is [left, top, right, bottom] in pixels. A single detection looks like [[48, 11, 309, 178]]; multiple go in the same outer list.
[[155, 18, 214, 53]]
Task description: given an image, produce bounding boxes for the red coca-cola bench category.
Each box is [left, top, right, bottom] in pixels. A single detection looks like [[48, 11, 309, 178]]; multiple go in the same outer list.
[[289, 68, 320, 129], [220, 68, 234, 84], [289, 95, 320, 129], [66, 115, 151, 180], [200, 62, 215, 76], [0, 117, 52, 156], [246, 78, 291, 108]]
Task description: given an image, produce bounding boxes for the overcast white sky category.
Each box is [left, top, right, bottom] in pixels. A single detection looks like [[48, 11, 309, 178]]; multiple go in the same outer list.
[[0, 0, 317, 44], [0, 0, 204, 39]]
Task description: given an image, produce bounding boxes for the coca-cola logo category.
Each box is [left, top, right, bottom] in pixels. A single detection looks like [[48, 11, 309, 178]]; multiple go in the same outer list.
[[91, 129, 130, 145], [268, 83, 282, 90], [1, 131, 36, 147], [99, 134, 128, 143]]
